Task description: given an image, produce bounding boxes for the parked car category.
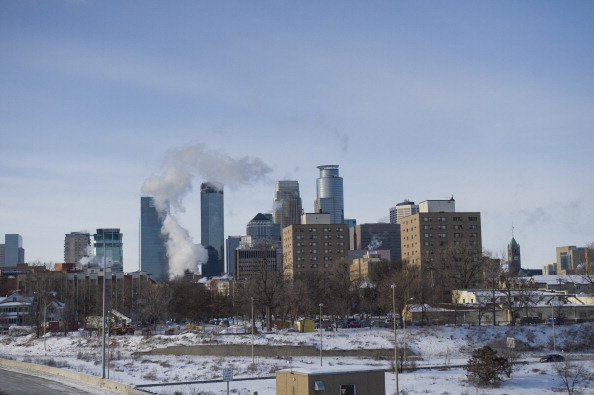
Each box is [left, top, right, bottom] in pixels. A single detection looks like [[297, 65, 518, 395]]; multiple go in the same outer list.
[[540, 354, 565, 362], [519, 316, 542, 325], [347, 320, 361, 328]]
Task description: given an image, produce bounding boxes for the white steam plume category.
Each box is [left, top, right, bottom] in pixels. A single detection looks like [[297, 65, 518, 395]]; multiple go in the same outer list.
[[366, 234, 383, 251], [141, 144, 273, 279]]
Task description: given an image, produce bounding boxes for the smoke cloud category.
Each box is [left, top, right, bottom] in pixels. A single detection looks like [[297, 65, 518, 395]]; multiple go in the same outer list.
[[141, 144, 273, 279], [366, 234, 384, 251]]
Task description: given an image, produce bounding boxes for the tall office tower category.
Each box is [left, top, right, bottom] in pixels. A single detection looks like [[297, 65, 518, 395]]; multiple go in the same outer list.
[[247, 213, 281, 246], [140, 196, 168, 281], [64, 232, 91, 263], [226, 236, 241, 277], [349, 223, 401, 263], [389, 200, 419, 224], [314, 165, 344, 224], [93, 229, 123, 273], [555, 246, 594, 275], [508, 237, 521, 275], [201, 182, 224, 277], [273, 180, 302, 231], [1, 234, 25, 267]]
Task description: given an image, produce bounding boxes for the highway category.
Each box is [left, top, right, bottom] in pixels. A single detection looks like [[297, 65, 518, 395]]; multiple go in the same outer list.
[[0, 367, 124, 395]]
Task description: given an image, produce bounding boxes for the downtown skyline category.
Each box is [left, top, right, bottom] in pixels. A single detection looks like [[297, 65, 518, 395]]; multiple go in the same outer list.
[[1, 1, 593, 272]]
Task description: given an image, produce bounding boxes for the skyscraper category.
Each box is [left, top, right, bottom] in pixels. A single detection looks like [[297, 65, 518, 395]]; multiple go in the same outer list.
[[0, 234, 25, 267], [140, 196, 168, 281], [389, 200, 419, 224], [314, 165, 344, 224], [93, 229, 123, 273], [273, 180, 302, 231], [201, 182, 224, 277], [64, 232, 91, 263], [247, 213, 281, 246]]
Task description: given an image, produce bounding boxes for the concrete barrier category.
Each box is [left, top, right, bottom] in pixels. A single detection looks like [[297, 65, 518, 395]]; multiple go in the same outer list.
[[0, 358, 148, 394]]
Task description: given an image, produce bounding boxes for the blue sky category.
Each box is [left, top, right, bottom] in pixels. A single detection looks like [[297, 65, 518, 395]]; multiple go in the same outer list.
[[1, 1, 593, 272]]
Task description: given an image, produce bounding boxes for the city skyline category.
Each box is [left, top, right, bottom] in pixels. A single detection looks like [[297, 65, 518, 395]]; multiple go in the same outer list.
[[1, 2, 593, 272]]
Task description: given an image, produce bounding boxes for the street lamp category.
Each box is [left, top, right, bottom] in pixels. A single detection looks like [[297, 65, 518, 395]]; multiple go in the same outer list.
[[251, 296, 255, 365], [403, 297, 414, 365], [391, 284, 399, 395], [319, 303, 324, 366], [551, 300, 556, 352]]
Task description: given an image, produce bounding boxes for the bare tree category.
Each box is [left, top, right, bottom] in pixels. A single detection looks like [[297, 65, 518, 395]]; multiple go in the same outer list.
[[555, 359, 590, 395], [431, 240, 484, 302], [244, 242, 286, 332]]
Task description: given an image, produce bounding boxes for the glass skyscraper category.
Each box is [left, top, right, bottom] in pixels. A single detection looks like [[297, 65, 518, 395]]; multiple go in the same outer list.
[[201, 182, 224, 277], [314, 165, 344, 224], [273, 180, 302, 231], [140, 196, 168, 281], [93, 228, 123, 273]]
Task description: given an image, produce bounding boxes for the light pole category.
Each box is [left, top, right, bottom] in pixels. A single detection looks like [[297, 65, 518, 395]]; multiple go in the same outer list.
[[391, 284, 399, 395], [551, 301, 556, 352], [251, 296, 255, 365], [403, 297, 413, 365], [319, 303, 324, 366]]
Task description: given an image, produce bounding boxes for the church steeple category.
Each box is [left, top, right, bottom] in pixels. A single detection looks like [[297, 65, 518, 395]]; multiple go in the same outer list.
[[508, 231, 521, 275]]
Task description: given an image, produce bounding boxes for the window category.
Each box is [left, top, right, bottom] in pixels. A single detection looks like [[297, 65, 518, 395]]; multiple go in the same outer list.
[[437, 217, 447, 222], [310, 264, 318, 268], [452, 225, 462, 230], [323, 256, 333, 261], [310, 257, 318, 261], [438, 233, 447, 238], [423, 233, 432, 238], [438, 225, 447, 230], [468, 216, 478, 221], [309, 228, 317, 232], [423, 225, 431, 230], [310, 249, 317, 254], [323, 242, 332, 246], [454, 233, 463, 238], [336, 242, 345, 246], [309, 242, 317, 246], [468, 225, 478, 229], [453, 217, 462, 222], [469, 233, 478, 238], [324, 235, 333, 239]]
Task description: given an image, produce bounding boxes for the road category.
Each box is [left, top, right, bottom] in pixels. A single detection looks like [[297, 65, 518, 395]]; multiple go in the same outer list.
[[0, 367, 122, 395]]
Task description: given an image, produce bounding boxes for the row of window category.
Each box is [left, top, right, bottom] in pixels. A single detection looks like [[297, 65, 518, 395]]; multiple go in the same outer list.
[[295, 263, 333, 269], [422, 233, 479, 238], [294, 227, 346, 233], [295, 234, 346, 240], [421, 216, 479, 222], [294, 249, 346, 254], [422, 224, 479, 230]]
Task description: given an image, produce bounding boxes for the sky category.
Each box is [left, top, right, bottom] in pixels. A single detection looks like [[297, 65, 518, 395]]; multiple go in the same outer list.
[[1, 1, 593, 273]]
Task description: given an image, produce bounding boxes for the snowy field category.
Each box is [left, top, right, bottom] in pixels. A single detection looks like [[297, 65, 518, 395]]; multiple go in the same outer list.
[[1, 323, 593, 394]]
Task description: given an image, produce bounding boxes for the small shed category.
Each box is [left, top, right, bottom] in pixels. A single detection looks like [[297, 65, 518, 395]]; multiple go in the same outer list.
[[276, 366, 385, 395], [296, 319, 315, 333]]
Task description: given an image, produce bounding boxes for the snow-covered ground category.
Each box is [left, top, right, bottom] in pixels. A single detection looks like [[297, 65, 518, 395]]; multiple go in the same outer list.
[[1, 323, 593, 394]]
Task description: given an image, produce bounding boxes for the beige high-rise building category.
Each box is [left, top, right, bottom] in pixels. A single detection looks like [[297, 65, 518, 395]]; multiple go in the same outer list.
[[64, 232, 91, 264], [556, 246, 594, 275], [400, 199, 482, 275], [282, 213, 349, 280]]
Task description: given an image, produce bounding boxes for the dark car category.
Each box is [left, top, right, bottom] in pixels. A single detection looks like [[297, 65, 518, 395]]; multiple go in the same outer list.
[[347, 320, 361, 328], [540, 354, 565, 362]]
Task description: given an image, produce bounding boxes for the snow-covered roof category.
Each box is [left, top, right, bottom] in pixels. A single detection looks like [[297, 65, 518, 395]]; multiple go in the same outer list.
[[277, 365, 385, 375], [527, 274, 592, 285]]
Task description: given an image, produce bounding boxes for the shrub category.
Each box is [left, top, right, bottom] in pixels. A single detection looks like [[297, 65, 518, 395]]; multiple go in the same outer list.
[[465, 345, 509, 387]]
